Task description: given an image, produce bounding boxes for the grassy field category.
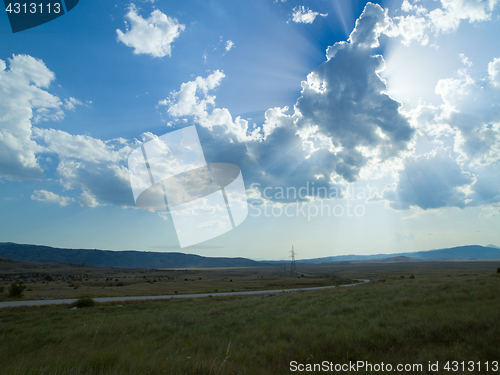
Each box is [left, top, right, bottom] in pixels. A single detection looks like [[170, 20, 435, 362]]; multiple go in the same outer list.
[[0, 261, 499, 374], [0, 258, 357, 300]]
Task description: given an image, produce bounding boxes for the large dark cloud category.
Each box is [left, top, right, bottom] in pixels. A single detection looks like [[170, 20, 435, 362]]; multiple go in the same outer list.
[[382, 148, 474, 210], [164, 3, 415, 202], [294, 3, 414, 182]]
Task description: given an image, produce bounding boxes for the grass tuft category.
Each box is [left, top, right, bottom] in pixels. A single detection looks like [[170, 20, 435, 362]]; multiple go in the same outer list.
[[71, 296, 96, 308]]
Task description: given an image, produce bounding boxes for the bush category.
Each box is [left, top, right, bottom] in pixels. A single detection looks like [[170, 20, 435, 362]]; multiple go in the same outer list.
[[0, 286, 4, 295], [497, 268, 500, 274], [8, 282, 26, 298], [409, 274, 415, 279], [71, 296, 95, 308]]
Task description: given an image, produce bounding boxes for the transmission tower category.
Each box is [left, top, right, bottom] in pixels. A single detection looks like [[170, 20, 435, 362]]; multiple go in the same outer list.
[[290, 246, 297, 276]]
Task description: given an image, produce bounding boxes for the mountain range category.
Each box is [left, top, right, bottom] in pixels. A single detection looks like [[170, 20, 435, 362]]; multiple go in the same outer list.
[[0, 243, 267, 269], [295, 245, 500, 263], [0, 243, 499, 269]]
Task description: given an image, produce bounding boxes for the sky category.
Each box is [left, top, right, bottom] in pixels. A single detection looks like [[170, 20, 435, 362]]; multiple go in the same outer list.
[[0, 0, 499, 260]]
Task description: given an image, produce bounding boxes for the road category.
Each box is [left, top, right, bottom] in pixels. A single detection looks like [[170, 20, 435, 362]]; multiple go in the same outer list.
[[0, 279, 370, 309]]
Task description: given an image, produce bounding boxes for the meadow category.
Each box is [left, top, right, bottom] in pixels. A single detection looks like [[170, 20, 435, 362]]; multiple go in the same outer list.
[[0, 261, 499, 374], [0, 258, 354, 300]]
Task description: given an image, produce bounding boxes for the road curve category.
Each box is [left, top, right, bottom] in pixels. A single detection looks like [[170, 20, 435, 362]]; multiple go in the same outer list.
[[0, 279, 370, 309]]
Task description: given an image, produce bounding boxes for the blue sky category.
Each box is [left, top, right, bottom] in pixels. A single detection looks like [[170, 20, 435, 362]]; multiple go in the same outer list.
[[0, 0, 499, 260]]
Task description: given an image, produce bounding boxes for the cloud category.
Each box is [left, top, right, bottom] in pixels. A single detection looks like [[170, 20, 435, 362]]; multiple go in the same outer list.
[[33, 128, 125, 163], [161, 70, 225, 118], [63, 97, 83, 111], [116, 5, 185, 58], [429, 0, 499, 33], [0, 53, 137, 209], [296, 3, 414, 182], [488, 57, 500, 88], [291, 6, 327, 24], [431, 59, 500, 207], [467, 163, 500, 205], [433, 63, 500, 166], [386, 0, 500, 46], [382, 148, 474, 210], [161, 3, 414, 201], [388, 52, 500, 210], [79, 189, 100, 208], [225, 40, 235, 52], [159, 70, 260, 142], [0, 55, 63, 181], [31, 189, 74, 206], [386, 13, 429, 46]]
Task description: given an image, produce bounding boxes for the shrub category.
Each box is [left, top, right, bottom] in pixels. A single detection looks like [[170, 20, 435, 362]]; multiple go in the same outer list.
[[71, 296, 95, 308], [497, 267, 500, 274], [0, 286, 4, 295], [8, 282, 26, 298], [409, 274, 415, 279]]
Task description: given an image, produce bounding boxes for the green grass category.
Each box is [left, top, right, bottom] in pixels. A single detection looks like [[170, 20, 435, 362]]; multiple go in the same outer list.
[[1, 271, 499, 374]]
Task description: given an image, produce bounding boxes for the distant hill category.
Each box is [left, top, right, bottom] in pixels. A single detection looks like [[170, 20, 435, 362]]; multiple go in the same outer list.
[[0, 243, 269, 269], [2, 243, 499, 269], [298, 245, 500, 263]]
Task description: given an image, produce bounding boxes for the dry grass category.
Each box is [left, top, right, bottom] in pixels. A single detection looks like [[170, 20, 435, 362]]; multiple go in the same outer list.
[[0, 261, 499, 374]]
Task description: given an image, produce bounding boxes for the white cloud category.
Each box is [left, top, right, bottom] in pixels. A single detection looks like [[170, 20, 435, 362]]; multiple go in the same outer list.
[[116, 5, 185, 58], [386, 13, 429, 46], [64, 97, 83, 111], [291, 6, 327, 24], [386, 53, 500, 210], [341, 2, 390, 49], [488, 57, 500, 87], [433, 65, 500, 166], [31, 189, 74, 206], [225, 40, 235, 52], [459, 53, 473, 68], [432, 64, 500, 207], [0, 53, 137, 208], [79, 189, 100, 208], [161, 70, 224, 118], [0, 55, 63, 181], [33, 128, 124, 163], [159, 70, 260, 142], [429, 0, 499, 33], [386, 0, 500, 46]]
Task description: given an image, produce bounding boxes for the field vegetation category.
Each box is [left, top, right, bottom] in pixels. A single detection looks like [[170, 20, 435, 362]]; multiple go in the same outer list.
[[0, 261, 499, 374], [0, 258, 355, 300]]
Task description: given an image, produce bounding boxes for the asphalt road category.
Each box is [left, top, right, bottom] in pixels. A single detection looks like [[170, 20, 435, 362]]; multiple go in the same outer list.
[[0, 280, 370, 309]]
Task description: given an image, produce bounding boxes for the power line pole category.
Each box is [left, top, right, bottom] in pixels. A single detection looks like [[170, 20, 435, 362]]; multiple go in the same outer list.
[[290, 246, 297, 277]]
